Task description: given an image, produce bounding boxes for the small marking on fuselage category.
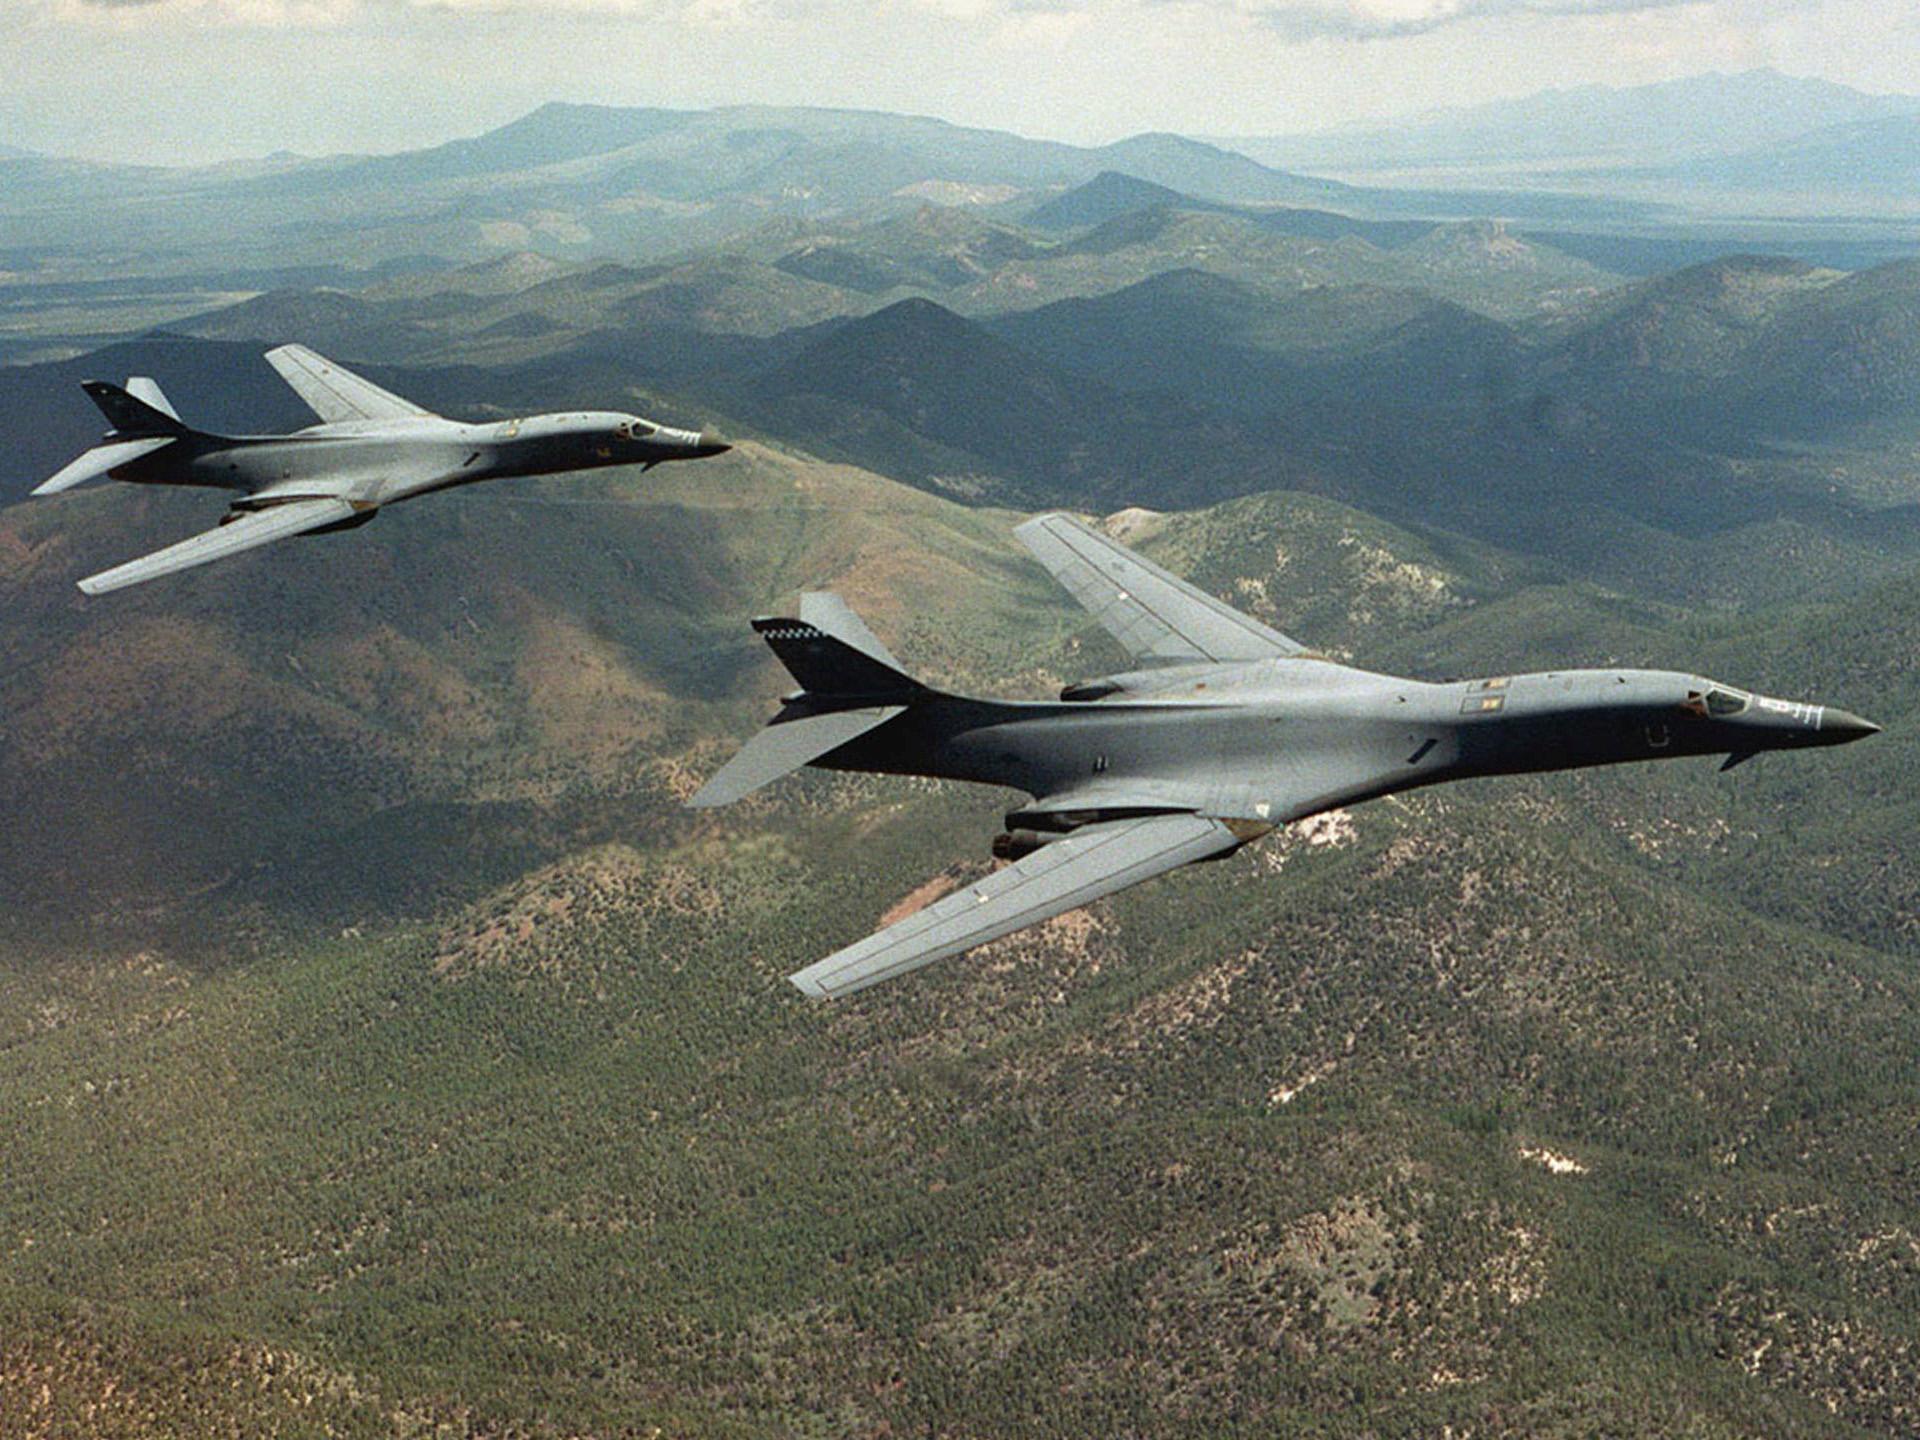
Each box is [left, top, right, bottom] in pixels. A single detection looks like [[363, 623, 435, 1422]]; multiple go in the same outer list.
[[1407, 738, 1437, 765]]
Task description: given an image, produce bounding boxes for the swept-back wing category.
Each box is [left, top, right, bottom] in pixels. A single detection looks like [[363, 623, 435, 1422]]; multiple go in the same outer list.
[[788, 812, 1248, 998], [265, 344, 433, 425], [78, 497, 361, 595], [1015, 511, 1304, 665]]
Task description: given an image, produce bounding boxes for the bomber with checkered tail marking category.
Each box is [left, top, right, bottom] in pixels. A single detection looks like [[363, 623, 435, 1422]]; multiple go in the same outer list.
[[31, 344, 729, 595], [692, 513, 1881, 1000]]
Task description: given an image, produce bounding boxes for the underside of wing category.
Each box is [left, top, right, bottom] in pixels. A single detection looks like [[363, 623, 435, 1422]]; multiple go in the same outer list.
[[688, 704, 907, 808], [787, 812, 1248, 999], [79, 497, 361, 595], [1015, 511, 1304, 665], [264, 344, 433, 425]]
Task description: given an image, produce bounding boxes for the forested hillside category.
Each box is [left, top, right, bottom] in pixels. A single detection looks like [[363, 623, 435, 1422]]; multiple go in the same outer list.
[[3, 91, 1919, 1436]]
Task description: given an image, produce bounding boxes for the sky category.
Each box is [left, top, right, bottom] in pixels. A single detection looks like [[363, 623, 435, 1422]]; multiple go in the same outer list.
[[2, 0, 1917, 164]]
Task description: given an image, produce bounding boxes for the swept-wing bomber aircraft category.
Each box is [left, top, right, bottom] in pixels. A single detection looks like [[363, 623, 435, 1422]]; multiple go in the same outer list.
[[34, 344, 729, 594], [692, 513, 1880, 999]]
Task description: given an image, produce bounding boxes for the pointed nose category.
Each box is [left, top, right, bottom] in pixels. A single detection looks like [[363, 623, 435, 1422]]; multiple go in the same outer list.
[[649, 425, 728, 460], [1822, 708, 1881, 742]]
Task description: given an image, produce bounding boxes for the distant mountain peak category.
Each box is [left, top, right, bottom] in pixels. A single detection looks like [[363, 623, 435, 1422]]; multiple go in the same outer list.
[[850, 294, 975, 335], [1107, 131, 1223, 154], [1024, 170, 1201, 231], [1217, 67, 1920, 181]]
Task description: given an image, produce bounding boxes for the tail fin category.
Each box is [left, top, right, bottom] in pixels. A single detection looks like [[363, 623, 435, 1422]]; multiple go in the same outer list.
[[753, 593, 928, 701], [124, 377, 181, 423], [688, 594, 926, 809], [83, 379, 189, 437]]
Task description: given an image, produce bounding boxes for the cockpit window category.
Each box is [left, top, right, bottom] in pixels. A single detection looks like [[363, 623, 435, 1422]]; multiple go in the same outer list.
[[616, 420, 658, 441], [1706, 688, 1749, 717]]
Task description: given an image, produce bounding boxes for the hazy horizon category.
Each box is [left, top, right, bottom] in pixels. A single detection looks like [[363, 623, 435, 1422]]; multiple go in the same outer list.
[[5, 0, 1917, 166]]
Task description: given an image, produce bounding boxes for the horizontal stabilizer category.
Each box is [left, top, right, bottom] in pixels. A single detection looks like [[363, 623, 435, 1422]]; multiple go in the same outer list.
[[688, 704, 906, 808], [788, 812, 1245, 999], [79, 496, 362, 595], [33, 436, 176, 496]]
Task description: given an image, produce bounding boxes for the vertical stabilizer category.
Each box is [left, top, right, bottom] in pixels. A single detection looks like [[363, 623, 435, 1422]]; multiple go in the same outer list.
[[124, 377, 181, 422], [687, 594, 931, 807], [755, 592, 928, 701], [82, 379, 189, 437], [798, 592, 907, 671]]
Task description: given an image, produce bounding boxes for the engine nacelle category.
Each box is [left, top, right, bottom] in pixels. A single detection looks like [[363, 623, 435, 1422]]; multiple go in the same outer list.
[[991, 829, 1067, 862]]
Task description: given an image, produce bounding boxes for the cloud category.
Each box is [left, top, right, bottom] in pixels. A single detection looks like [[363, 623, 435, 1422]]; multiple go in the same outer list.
[[1254, 0, 1729, 41], [54, 0, 762, 22], [412, 0, 670, 12], [54, 0, 361, 23]]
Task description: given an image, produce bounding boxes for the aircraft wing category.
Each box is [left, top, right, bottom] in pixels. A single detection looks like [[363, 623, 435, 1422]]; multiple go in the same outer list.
[[788, 812, 1247, 999], [78, 497, 360, 595], [265, 344, 433, 425], [1014, 511, 1305, 664]]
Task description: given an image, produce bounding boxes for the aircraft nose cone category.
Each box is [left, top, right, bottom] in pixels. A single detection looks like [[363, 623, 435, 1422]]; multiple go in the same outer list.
[[1823, 708, 1881, 741], [692, 428, 730, 458]]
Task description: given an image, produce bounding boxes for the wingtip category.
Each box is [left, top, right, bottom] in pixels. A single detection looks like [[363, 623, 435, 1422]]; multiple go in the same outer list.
[[787, 969, 833, 1000]]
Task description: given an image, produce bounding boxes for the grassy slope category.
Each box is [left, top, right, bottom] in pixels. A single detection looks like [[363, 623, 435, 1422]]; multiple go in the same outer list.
[[3, 473, 1917, 1436]]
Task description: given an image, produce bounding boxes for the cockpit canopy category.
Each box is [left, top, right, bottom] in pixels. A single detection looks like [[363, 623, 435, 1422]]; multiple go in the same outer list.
[[1683, 685, 1750, 718], [614, 419, 659, 441]]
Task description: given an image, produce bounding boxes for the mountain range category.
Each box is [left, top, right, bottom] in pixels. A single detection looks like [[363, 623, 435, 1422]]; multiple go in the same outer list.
[[5, 73, 1920, 1436], [0, 103, 1362, 275], [7, 76, 1916, 314], [1218, 69, 1920, 193]]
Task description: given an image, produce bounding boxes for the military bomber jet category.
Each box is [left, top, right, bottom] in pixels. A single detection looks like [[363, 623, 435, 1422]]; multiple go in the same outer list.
[[34, 344, 729, 594], [692, 512, 1880, 999]]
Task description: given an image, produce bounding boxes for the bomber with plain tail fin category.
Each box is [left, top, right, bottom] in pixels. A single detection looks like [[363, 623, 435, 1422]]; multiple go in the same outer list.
[[32, 344, 730, 594]]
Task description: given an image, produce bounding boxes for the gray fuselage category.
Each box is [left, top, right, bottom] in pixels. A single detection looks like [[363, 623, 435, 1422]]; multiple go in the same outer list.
[[815, 658, 1876, 828], [108, 410, 723, 510]]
